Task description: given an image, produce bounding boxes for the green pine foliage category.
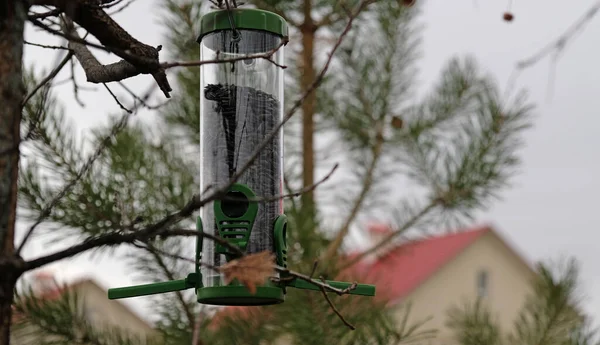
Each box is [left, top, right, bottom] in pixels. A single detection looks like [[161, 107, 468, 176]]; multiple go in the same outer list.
[[12, 280, 158, 345], [446, 258, 600, 345]]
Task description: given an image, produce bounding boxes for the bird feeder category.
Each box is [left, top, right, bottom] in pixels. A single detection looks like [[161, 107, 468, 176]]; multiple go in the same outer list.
[[107, 8, 375, 307]]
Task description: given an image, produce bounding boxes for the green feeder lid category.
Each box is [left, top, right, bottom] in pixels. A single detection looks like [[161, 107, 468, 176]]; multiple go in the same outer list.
[[198, 8, 288, 42]]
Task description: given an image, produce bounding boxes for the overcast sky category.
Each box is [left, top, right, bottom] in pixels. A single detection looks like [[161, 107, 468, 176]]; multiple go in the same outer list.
[[17, 0, 600, 327]]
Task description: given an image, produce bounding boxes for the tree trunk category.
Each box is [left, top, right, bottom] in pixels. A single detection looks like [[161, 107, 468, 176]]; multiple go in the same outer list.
[[0, 1, 26, 344], [300, 0, 317, 224]]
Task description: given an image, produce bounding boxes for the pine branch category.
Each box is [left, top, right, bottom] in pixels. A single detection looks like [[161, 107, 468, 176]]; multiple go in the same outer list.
[[13, 280, 158, 345], [316, 2, 421, 264], [16, 84, 157, 255], [510, 258, 585, 345], [320, 127, 384, 264], [338, 199, 439, 270], [446, 298, 503, 345], [144, 246, 196, 327]]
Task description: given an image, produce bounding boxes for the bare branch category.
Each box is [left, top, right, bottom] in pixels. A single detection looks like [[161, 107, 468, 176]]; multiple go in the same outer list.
[[338, 201, 440, 271], [27, 8, 62, 20], [130, 241, 219, 272], [218, 163, 338, 204], [162, 229, 244, 257], [22, 51, 73, 106], [106, 0, 137, 15], [23, 40, 69, 50], [507, 1, 600, 96], [102, 83, 132, 113], [30, 0, 173, 97], [161, 39, 289, 70], [320, 123, 385, 264], [117, 82, 169, 110], [22, 204, 233, 270], [309, 259, 319, 279], [515, 2, 600, 71], [275, 268, 358, 295], [61, 18, 141, 84], [69, 56, 87, 107]]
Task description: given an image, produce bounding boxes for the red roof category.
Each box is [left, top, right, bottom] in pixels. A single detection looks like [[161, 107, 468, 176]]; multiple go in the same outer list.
[[348, 226, 490, 303]]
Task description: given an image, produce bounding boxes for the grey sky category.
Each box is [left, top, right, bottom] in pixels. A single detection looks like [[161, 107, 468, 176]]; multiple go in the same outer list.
[[18, 0, 600, 326]]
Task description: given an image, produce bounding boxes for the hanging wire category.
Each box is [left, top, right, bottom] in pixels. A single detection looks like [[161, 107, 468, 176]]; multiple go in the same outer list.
[[224, 0, 241, 42]]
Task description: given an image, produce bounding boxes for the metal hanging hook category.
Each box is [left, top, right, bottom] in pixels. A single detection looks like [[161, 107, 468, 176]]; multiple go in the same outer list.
[[225, 0, 241, 42]]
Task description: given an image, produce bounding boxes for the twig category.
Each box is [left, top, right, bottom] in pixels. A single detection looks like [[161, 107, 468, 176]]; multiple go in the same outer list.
[[515, 2, 600, 70], [99, 0, 128, 8], [319, 276, 355, 330], [338, 201, 439, 270], [107, 0, 137, 15], [70, 57, 86, 107], [103, 83, 132, 113], [162, 229, 244, 257], [131, 242, 219, 273], [275, 268, 358, 295], [161, 39, 289, 70], [27, 8, 62, 20], [16, 84, 157, 255], [506, 2, 600, 97], [118, 82, 169, 110], [22, 51, 73, 106], [309, 260, 319, 279], [215, 163, 338, 205], [24, 40, 69, 50]]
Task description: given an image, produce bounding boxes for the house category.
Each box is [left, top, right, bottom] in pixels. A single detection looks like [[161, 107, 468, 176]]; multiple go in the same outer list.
[[348, 224, 537, 344], [211, 224, 537, 345], [11, 272, 157, 345]]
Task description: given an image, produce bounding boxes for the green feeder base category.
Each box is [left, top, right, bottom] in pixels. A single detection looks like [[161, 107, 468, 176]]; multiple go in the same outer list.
[[196, 285, 284, 306]]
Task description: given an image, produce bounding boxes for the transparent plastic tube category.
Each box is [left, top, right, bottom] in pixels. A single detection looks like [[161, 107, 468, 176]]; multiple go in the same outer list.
[[199, 29, 284, 288]]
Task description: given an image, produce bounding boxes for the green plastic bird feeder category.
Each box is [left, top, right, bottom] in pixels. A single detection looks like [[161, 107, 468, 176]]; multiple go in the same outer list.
[[107, 8, 375, 306]]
